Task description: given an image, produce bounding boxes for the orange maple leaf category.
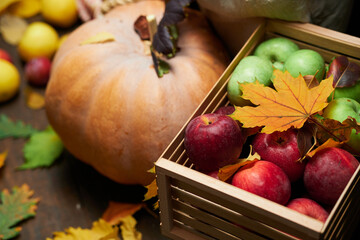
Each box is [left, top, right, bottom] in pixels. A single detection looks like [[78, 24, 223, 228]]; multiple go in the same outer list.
[[102, 201, 144, 226], [218, 147, 260, 182], [230, 70, 334, 133]]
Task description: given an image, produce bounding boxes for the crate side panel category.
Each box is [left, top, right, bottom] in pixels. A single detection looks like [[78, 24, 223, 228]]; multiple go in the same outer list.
[[171, 186, 298, 240], [173, 210, 243, 240], [172, 198, 270, 240], [172, 177, 321, 240], [171, 188, 297, 240]]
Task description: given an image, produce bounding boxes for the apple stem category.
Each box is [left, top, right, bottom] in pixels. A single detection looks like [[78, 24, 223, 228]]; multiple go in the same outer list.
[[308, 115, 360, 156]]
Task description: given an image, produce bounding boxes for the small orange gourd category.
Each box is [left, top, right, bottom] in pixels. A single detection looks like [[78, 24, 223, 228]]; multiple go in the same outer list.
[[45, 1, 228, 185]]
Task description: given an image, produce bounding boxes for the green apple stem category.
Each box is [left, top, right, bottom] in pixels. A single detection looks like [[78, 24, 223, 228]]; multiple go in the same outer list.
[[308, 115, 360, 156]]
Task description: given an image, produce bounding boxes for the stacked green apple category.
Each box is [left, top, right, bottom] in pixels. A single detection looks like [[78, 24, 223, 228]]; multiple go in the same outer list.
[[228, 37, 360, 151], [227, 37, 326, 106]]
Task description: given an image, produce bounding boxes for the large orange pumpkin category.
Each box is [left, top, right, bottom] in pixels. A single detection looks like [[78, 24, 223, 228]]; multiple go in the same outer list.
[[45, 1, 229, 185]]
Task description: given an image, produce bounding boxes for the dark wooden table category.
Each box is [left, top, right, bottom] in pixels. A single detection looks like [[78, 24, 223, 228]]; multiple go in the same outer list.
[[0, 16, 169, 240]]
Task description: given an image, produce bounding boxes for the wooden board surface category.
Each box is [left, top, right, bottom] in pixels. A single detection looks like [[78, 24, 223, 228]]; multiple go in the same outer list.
[[0, 17, 169, 240]]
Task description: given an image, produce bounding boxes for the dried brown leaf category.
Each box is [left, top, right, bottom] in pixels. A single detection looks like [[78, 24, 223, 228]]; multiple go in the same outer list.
[[316, 117, 360, 144]]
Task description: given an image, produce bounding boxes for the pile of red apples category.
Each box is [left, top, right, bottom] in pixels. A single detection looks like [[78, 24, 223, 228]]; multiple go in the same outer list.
[[184, 106, 359, 223], [184, 37, 360, 224]]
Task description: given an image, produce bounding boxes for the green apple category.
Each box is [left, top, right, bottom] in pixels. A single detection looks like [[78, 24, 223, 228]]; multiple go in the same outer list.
[[254, 37, 299, 70], [227, 55, 273, 106], [284, 49, 325, 82], [330, 82, 360, 103], [322, 97, 360, 154]]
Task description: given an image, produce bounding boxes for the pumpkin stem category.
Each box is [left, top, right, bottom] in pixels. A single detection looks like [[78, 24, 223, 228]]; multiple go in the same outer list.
[[146, 15, 170, 78], [146, 15, 157, 44]]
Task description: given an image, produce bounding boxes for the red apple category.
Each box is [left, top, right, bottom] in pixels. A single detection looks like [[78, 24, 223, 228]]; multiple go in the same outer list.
[[304, 147, 359, 206], [231, 160, 291, 205], [0, 48, 12, 63], [184, 113, 244, 172], [286, 198, 329, 223], [25, 57, 52, 87], [206, 170, 220, 179], [214, 106, 235, 115], [252, 129, 307, 182]]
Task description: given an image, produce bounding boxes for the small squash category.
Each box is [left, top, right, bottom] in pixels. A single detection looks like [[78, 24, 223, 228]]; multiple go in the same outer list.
[[45, 1, 229, 185]]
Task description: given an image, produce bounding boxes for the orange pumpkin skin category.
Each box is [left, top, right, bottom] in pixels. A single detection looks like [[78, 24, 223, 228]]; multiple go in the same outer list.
[[45, 1, 229, 185]]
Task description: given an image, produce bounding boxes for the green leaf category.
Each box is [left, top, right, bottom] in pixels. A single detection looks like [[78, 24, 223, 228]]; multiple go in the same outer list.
[[0, 115, 38, 139], [18, 126, 64, 170], [0, 184, 39, 240]]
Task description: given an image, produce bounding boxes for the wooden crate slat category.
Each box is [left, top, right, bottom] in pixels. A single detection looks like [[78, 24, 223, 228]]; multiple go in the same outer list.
[[162, 223, 212, 240], [171, 188, 294, 240], [331, 198, 354, 240], [172, 198, 270, 240], [265, 29, 360, 65], [173, 210, 242, 240], [337, 200, 360, 240], [266, 20, 360, 59], [156, 169, 174, 233], [172, 221, 216, 240], [171, 177, 321, 240]]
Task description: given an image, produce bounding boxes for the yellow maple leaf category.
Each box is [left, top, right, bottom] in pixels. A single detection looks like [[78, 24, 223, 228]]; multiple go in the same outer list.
[[0, 150, 8, 168], [120, 216, 142, 240], [102, 201, 144, 226], [307, 138, 341, 158], [143, 179, 157, 202], [218, 147, 260, 182], [25, 88, 45, 109], [80, 32, 115, 45], [143, 166, 157, 202], [46, 219, 120, 240], [230, 70, 334, 134]]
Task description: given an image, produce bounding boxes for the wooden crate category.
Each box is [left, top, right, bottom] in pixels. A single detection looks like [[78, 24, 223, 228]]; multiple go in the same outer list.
[[155, 19, 360, 240]]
